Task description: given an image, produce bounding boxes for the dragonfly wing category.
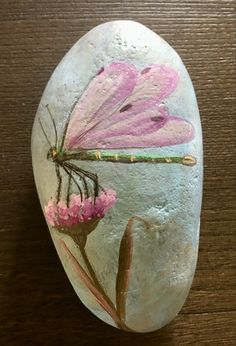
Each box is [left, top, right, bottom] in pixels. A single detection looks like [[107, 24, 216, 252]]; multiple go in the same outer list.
[[64, 62, 138, 150], [78, 106, 195, 149], [109, 64, 179, 119], [77, 64, 182, 149], [65, 62, 193, 150]]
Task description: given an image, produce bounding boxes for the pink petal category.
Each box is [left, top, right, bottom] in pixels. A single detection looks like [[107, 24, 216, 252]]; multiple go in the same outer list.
[[81, 198, 95, 221], [44, 190, 117, 228], [93, 189, 117, 218]]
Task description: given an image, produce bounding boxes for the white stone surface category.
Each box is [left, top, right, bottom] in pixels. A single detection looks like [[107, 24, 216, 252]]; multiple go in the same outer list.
[[31, 20, 203, 332]]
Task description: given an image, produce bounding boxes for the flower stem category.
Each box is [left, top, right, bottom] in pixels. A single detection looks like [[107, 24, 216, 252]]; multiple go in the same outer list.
[[59, 239, 123, 328], [71, 235, 133, 331], [79, 242, 115, 310]]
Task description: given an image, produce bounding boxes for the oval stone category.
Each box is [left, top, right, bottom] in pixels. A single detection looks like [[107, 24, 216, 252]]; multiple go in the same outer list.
[[31, 20, 203, 333]]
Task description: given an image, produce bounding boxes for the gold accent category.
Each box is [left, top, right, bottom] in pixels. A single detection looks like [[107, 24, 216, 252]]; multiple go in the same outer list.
[[130, 155, 135, 162], [95, 151, 102, 160], [115, 154, 119, 161], [165, 158, 172, 163], [182, 155, 197, 166]]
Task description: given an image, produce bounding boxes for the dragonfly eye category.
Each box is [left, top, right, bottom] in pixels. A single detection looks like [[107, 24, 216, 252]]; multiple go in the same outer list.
[[47, 147, 57, 161]]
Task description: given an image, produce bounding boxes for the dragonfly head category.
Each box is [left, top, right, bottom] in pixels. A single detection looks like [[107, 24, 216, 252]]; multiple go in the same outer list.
[[47, 146, 58, 161]]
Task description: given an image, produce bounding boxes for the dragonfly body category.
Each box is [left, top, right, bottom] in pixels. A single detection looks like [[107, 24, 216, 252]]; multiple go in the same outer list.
[[48, 148, 196, 167]]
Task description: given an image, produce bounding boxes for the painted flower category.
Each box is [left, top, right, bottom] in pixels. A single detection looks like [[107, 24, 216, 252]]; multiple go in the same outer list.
[[44, 189, 117, 230]]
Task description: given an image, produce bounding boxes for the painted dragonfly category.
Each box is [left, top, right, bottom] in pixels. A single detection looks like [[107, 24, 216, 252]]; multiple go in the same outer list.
[[39, 62, 196, 203]]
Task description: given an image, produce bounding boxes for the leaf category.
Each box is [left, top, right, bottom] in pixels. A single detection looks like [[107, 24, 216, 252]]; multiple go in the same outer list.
[[115, 216, 150, 324], [115, 217, 134, 323]]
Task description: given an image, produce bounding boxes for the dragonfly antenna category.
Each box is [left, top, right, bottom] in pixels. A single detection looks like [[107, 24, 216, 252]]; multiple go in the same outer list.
[[38, 118, 53, 148], [45, 104, 58, 147]]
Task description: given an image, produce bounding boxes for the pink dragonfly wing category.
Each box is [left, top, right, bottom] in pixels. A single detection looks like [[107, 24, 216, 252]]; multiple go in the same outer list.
[[115, 64, 179, 117], [64, 62, 194, 150], [77, 106, 194, 149], [85, 64, 180, 132], [64, 62, 138, 150]]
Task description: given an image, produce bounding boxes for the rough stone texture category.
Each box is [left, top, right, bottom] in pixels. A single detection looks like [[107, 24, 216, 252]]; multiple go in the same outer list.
[[31, 21, 203, 332]]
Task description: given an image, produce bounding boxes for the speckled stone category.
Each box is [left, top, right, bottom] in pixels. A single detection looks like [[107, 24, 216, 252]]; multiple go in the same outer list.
[[31, 20, 203, 333]]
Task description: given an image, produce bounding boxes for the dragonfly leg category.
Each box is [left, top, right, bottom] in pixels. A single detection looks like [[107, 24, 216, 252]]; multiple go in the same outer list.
[[64, 164, 89, 198], [66, 171, 72, 206], [77, 172, 89, 199], [55, 164, 62, 203], [93, 173, 99, 200], [64, 162, 99, 200], [84, 171, 100, 200], [64, 163, 88, 198], [62, 166, 83, 201]]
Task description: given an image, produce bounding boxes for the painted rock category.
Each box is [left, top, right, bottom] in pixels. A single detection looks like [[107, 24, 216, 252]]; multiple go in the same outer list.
[[31, 20, 203, 333]]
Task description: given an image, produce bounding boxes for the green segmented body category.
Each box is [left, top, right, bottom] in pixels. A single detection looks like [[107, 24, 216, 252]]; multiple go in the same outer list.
[[58, 150, 196, 166]]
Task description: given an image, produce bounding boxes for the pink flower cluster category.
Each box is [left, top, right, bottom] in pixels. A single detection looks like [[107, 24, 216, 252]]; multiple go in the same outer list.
[[44, 189, 117, 228]]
